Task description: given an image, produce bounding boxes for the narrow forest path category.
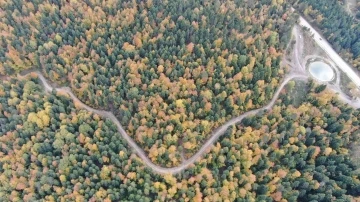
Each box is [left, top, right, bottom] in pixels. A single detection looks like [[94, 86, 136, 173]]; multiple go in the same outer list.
[[5, 20, 360, 175], [24, 71, 307, 174]]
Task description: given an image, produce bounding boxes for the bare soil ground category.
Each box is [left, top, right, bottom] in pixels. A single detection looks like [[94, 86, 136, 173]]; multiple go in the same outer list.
[[345, 0, 360, 20]]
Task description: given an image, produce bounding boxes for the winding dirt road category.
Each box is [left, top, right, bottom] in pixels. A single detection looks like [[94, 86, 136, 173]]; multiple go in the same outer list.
[[6, 17, 360, 175], [30, 72, 307, 174]]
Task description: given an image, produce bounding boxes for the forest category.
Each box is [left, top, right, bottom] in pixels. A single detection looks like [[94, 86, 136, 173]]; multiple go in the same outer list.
[[1, 75, 360, 201], [1, 0, 360, 201], [0, 0, 296, 167], [291, 0, 360, 69]]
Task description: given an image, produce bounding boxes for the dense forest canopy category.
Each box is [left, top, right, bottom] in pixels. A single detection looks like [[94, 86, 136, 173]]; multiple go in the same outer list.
[[0, 0, 296, 166], [1, 0, 360, 201], [1, 76, 360, 201]]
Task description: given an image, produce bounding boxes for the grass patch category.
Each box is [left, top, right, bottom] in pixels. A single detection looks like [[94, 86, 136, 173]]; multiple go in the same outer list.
[[339, 68, 355, 96], [300, 27, 327, 59], [350, 130, 360, 174], [287, 80, 309, 107]]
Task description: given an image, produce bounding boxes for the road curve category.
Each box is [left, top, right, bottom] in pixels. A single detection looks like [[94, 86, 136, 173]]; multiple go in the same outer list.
[[15, 19, 360, 174], [21, 71, 307, 174]]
